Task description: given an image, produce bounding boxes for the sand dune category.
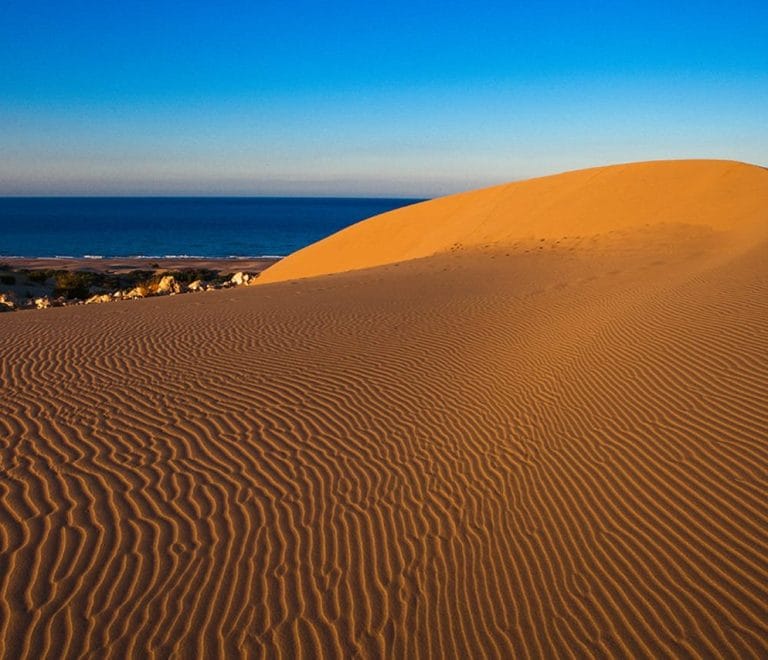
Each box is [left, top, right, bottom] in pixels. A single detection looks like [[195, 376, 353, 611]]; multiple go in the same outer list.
[[257, 159, 768, 284], [1, 160, 766, 658]]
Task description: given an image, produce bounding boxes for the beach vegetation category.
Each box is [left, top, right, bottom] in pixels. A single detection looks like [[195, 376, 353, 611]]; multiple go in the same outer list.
[[160, 268, 218, 284], [54, 271, 95, 299], [27, 270, 55, 284]]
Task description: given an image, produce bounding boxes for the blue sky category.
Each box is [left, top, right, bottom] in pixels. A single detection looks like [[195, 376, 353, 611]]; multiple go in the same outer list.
[[1, 1, 766, 196]]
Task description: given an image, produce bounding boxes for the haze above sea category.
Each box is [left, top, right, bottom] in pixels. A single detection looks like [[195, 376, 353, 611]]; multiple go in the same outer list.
[[0, 197, 423, 259]]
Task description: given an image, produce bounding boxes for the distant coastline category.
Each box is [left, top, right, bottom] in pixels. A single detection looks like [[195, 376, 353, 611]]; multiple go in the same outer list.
[[0, 196, 424, 260], [0, 256, 279, 273], [0, 255, 279, 312], [0, 253, 288, 261]]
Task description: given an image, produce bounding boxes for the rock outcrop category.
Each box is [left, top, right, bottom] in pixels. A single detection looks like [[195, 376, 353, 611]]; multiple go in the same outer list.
[[154, 275, 181, 295], [125, 286, 149, 299], [230, 272, 250, 286], [86, 294, 113, 305], [0, 293, 16, 311]]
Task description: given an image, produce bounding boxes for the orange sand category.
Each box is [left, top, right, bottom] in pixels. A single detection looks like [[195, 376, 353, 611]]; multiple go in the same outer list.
[[0, 160, 766, 657], [258, 159, 767, 284]]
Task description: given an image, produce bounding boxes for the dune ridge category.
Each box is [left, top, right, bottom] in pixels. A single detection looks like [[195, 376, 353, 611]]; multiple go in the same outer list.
[[257, 159, 767, 284], [0, 160, 766, 658]]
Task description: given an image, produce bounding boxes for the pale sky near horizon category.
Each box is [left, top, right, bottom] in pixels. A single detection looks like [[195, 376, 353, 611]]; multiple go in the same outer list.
[[1, 1, 766, 196]]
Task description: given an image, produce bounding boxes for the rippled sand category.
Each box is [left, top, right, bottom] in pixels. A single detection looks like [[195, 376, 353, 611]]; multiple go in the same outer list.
[[1, 160, 766, 658]]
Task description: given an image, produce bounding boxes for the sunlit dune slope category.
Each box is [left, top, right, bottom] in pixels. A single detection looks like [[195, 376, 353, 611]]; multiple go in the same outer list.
[[1, 159, 767, 658], [258, 159, 767, 284]]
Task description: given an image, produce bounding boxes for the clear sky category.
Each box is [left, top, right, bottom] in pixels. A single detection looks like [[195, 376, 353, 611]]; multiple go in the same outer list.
[[1, 0, 766, 196]]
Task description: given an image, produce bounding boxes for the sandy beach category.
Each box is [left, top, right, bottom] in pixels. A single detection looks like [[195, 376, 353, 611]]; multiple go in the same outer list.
[[1, 160, 766, 657], [0, 256, 278, 274]]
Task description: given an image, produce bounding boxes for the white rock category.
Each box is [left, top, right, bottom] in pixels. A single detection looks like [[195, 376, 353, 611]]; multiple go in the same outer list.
[[85, 293, 112, 304], [0, 293, 16, 310], [125, 286, 148, 299], [230, 271, 250, 286], [155, 275, 180, 294], [187, 279, 205, 292], [34, 297, 51, 309]]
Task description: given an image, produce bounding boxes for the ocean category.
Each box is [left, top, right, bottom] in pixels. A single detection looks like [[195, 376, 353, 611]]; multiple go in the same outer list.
[[0, 197, 424, 259]]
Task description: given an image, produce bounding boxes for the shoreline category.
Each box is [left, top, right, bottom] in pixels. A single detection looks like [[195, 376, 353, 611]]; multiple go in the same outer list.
[[0, 256, 281, 311], [0, 255, 280, 274]]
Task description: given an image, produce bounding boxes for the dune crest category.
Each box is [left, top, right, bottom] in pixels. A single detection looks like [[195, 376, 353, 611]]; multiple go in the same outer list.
[[258, 159, 768, 284]]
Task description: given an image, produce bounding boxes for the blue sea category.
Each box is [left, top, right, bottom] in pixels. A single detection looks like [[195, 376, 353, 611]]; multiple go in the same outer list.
[[0, 197, 424, 259]]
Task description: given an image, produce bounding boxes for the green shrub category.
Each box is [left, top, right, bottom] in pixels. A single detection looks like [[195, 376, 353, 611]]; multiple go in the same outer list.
[[118, 270, 154, 290], [27, 270, 55, 284], [0, 275, 15, 285], [169, 268, 218, 283], [54, 271, 94, 299]]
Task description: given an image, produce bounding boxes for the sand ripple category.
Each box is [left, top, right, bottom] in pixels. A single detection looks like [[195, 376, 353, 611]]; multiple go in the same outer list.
[[1, 189, 767, 657]]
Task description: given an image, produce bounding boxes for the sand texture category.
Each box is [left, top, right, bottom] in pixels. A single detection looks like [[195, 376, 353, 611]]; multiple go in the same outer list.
[[1, 160, 767, 658]]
